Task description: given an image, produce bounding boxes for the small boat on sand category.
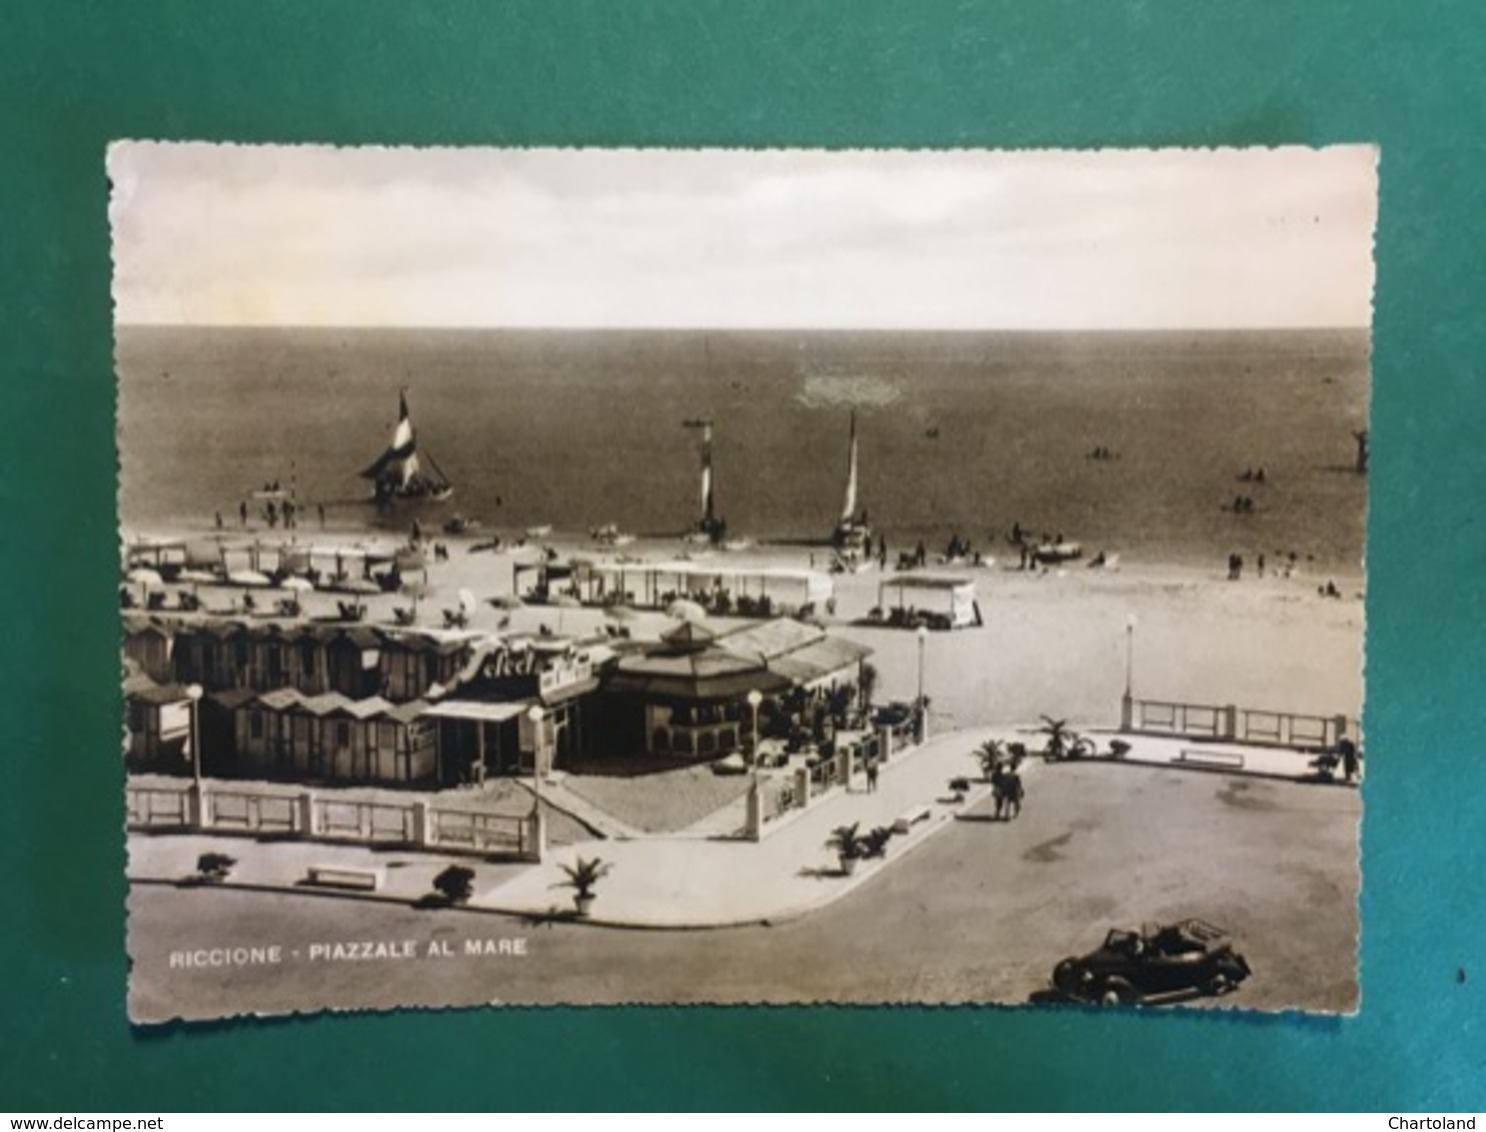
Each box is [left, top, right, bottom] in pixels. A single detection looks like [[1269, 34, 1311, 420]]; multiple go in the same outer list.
[[1032, 541, 1083, 565], [591, 523, 636, 547]]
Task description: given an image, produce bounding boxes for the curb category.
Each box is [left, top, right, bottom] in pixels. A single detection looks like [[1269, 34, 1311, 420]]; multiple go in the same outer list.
[[1043, 752, 1359, 787]]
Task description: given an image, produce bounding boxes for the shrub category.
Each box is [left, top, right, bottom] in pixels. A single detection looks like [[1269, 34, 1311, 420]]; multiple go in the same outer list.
[[432, 865, 476, 905]]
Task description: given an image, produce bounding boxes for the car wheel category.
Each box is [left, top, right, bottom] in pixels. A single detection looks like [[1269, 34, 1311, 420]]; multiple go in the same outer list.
[[1098, 977, 1137, 1006], [1052, 959, 1081, 994]]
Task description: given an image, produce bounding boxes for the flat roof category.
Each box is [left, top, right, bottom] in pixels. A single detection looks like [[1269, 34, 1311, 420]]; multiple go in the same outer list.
[[880, 573, 979, 591], [584, 560, 830, 584]]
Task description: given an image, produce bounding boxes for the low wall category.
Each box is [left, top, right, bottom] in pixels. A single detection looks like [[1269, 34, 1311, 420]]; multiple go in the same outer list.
[[127, 782, 543, 861]]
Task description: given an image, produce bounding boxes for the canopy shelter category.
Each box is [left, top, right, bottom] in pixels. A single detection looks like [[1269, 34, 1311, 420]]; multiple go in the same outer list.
[[573, 559, 834, 618], [876, 573, 983, 630], [125, 537, 189, 579]]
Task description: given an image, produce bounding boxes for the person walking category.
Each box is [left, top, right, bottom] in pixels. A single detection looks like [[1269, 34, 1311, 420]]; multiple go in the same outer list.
[[865, 753, 880, 793]]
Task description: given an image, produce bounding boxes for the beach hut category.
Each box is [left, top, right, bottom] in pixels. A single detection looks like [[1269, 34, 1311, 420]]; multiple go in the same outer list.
[[122, 614, 175, 683], [233, 689, 437, 786], [123, 672, 196, 772]]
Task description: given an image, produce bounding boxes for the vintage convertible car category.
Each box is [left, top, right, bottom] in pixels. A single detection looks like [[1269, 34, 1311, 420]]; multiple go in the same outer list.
[[1051, 919, 1252, 1005]]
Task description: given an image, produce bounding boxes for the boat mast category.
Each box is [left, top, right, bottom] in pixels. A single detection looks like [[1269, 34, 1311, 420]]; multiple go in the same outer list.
[[841, 409, 859, 524], [683, 418, 716, 529]]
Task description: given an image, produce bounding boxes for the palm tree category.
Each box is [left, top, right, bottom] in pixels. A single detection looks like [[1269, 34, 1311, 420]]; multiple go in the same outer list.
[[974, 738, 1006, 779], [556, 855, 613, 915], [1038, 715, 1094, 760], [1039, 715, 1073, 756], [826, 823, 866, 872]]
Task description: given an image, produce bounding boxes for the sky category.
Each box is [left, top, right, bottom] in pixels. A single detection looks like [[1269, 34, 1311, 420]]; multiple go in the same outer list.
[[108, 143, 1378, 330]]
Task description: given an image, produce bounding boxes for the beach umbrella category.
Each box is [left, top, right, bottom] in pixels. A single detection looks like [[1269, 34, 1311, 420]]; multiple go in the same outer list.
[[177, 568, 218, 584], [281, 576, 314, 593], [126, 567, 164, 587], [666, 598, 708, 623], [488, 593, 526, 611], [458, 588, 478, 617]]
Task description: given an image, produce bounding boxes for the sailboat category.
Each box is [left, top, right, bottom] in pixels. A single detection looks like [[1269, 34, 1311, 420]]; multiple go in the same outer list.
[[359, 390, 454, 505], [684, 418, 728, 545], [831, 410, 873, 569]]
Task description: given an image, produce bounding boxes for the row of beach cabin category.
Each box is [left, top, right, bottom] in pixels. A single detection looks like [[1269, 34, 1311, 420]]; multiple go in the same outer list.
[[123, 612, 871, 791]]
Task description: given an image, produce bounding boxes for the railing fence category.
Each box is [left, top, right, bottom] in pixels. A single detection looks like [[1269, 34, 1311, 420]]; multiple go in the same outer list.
[[1124, 696, 1358, 751]]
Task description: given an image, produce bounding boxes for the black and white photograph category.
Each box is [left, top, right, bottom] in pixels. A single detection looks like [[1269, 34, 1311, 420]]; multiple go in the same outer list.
[[113, 143, 1374, 1021]]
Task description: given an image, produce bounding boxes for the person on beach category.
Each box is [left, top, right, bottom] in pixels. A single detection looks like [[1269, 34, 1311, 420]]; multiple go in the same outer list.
[[1258, 553, 1266, 577], [318, 503, 326, 529], [865, 754, 879, 793], [239, 500, 248, 527], [214, 511, 223, 530], [1339, 737, 1359, 782]]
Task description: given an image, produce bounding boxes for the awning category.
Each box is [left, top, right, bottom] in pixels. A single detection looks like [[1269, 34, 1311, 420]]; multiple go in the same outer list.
[[769, 636, 872, 685], [421, 700, 534, 724], [540, 676, 601, 705]]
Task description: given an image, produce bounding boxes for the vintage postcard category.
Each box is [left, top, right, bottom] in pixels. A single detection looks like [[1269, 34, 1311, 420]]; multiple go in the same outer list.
[[114, 144, 1374, 1021]]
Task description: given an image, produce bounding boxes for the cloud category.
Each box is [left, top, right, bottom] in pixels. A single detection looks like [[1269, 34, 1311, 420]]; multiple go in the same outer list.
[[109, 144, 1377, 329]]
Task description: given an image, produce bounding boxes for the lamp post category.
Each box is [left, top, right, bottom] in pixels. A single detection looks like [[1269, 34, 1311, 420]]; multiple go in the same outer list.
[[526, 704, 547, 861], [526, 705, 546, 801], [915, 623, 929, 744], [185, 683, 204, 828], [1122, 614, 1137, 731], [746, 689, 763, 773], [745, 689, 764, 841]]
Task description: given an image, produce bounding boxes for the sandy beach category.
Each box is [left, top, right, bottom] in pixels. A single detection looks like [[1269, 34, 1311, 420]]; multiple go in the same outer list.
[[122, 521, 1365, 735]]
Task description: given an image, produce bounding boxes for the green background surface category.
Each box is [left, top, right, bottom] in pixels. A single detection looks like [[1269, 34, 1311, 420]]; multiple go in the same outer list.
[[2, 0, 1483, 1112]]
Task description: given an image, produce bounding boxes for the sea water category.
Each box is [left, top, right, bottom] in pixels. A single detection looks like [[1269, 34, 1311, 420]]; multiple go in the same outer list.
[[116, 326, 1369, 571]]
